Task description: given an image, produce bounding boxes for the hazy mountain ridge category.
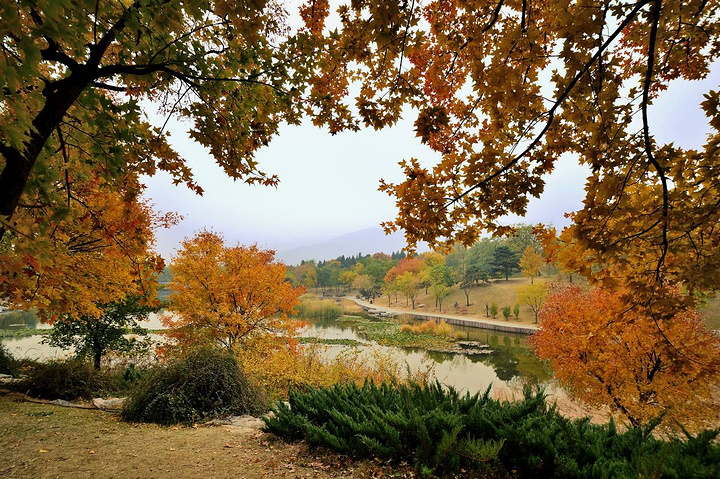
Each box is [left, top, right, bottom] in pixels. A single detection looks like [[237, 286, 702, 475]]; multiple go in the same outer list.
[[276, 228, 427, 265]]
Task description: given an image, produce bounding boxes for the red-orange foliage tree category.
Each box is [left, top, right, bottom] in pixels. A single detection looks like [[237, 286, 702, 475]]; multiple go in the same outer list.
[[0, 174, 171, 320], [164, 231, 303, 353], [533, 284, 720, 431]]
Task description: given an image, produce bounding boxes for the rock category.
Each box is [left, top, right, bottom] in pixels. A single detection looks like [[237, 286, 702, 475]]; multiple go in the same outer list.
[[457, 341, 491, 349], [205, 418, 233, 426], [227, 415, 264, 429], [50, 399, 77, 407], [93, 397, 126, 410], [0, 374, 12, 380]]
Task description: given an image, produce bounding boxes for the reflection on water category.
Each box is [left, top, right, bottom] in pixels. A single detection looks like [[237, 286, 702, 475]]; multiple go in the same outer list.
[[303, 316, 553, 396], [0, 310, 50, 330], [1, 336, 71, 361]]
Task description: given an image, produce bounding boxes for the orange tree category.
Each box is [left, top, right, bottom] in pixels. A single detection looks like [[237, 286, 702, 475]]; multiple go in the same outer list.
[[533, 284, 720, 432], [165, 231, 303, 352], [0, 173, 170, 320]]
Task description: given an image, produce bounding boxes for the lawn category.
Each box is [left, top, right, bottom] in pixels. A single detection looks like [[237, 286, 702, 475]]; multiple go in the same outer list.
[[0, 391, 414, 479]]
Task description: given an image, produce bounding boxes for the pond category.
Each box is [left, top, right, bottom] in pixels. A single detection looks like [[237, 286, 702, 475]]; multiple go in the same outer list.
[[0, 311, 170, 361], [301, 315, 555, 397], [1, 309, 554, 397]]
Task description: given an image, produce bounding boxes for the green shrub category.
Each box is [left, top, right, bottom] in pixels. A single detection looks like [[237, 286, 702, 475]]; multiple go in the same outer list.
[[0, 343, 17, 375], [122, 347, 267, 425], [23, 358, 111, 400], [263, 381, 720, 478]]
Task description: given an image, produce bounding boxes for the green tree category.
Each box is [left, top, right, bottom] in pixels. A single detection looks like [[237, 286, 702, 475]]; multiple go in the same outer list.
[[491, 246, 519, 281], [502, 306, 511, 321], [397, 272, 420, 309], [446, 244, 473, 306], [489, 302, 499, 319], [467, 239, 497, 284], [431, 283, 450, 312], [513, 303, 520, 320], [45, 295, 155, 370]]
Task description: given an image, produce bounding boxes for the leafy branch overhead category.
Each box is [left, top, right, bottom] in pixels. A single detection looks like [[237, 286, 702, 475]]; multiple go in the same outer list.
[[1, 0, 719, 316]]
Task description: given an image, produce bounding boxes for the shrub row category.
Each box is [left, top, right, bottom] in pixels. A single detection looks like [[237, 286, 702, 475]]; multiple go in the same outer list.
[[263, 381, 720, 478]]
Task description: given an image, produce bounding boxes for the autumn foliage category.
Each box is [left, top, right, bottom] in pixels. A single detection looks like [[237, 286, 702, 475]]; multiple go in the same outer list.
[[164, 231, 303, 352], [533, 284, 720, 432], [0, 176, 170, 320]]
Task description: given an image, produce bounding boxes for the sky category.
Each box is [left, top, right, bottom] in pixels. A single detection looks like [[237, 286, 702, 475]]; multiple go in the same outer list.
[[141, 42, 720, 261]]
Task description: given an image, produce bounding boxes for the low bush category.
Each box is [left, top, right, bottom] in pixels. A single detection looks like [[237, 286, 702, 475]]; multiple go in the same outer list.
[[263, 381, 720, 478], [0, 343, 17, 375], [122, 347, 267, 425], [23, 358, 112, 400]]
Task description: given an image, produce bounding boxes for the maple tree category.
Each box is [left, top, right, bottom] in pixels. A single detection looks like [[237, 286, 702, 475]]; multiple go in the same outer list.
[[533, 284, 720, 431], [519, 246, 543, 284], [165, 231, 303, 352], [0, 173, 170, 320]]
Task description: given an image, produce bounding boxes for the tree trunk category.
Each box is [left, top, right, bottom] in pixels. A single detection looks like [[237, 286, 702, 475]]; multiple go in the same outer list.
[[93, 349, 102, 370]]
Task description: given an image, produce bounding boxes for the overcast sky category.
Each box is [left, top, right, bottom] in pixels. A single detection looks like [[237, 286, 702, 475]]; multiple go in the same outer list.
[[142, 49, 719, 260]]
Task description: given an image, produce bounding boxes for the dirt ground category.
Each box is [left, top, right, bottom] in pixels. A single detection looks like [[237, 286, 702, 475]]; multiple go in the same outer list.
[[0, 391, 415, 479]]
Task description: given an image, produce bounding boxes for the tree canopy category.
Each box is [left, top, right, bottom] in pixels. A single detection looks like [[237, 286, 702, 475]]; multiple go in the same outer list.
[[165, 231, 303, 352], [2, 0, 719, 318]]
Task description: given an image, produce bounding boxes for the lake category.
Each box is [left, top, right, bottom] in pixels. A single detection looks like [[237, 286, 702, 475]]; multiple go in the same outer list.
[[301, 315, 554, 396], [1, 310, 554, 396]]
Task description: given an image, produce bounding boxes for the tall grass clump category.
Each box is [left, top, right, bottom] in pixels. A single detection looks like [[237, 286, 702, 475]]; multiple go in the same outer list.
[[122, 347, 267, 425], [264, 381, 720, 478], [295, 297, 342, 320], [400, 319, 454, 337]]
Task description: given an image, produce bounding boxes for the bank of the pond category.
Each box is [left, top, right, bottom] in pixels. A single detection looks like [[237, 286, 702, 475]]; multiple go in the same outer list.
[[347, 295, 538, 334]]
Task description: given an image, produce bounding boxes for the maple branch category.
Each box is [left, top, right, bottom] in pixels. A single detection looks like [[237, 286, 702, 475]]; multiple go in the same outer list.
[[146, 20, 230, 66], [90, 80, 125, 92], [481, 0, 505, 33], [395, 0, 416, 82], [641, 0, 669, 283], [445, 0, 652, 209]]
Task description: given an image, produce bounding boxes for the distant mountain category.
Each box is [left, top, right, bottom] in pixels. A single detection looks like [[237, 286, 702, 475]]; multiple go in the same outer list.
[[276, 227, 427, 265]]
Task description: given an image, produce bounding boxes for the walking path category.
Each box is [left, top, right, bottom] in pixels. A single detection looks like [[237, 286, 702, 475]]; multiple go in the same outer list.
[[346, 296, 538, 335]]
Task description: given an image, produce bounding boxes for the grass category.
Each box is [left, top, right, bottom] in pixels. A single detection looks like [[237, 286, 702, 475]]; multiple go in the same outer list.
[[352, 320, 456, 351], [375, 275, 720, 331], [379, 275, 550, 324], [0, 391, 407, 479], [295, 295, 343, 320], [0, 328, 50, 339]]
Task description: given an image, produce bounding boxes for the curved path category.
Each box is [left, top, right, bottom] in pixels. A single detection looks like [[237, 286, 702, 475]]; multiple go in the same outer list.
[[345, 296, 538, 335]]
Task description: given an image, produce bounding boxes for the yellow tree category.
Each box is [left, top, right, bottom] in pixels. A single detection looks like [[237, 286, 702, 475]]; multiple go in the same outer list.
[[166, 231, 303, 352], [516, 283, 547, 324], [519, 246, 543, 284], [533, 284, 720, 432]]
